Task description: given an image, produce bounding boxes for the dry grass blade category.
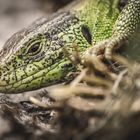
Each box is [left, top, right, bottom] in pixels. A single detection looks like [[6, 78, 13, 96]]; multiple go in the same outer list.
[[72, 42, 82, 64], [70, 68, 88, 87], [113, 55, 132, 70], [83, 55, 118, 80], [62, 42, 82, 68], [29, 96, 62, 111], [83, 74, 112, 87], [49, 85, 106, 100], [84, 55, 107, 72], [29, 96, 49, 108], [111, 69, 128, 96]]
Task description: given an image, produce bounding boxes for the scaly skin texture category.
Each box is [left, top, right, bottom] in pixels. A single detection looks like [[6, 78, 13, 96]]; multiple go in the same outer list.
[[0, 0, 139, 93], [87, 0, 140, 59]]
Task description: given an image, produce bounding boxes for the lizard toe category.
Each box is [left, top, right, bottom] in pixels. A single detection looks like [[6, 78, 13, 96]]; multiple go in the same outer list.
[[104, 43, 114, 60]]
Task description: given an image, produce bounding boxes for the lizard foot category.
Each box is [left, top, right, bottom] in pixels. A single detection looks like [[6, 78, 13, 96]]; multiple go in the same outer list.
[[85, 37, 123, 60]]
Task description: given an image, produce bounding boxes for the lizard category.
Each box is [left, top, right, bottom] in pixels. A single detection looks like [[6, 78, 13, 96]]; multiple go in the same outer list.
[[0, 0, 139, 94]]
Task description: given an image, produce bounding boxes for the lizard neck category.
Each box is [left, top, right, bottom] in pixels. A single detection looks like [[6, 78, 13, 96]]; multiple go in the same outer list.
[[74, 0, 120, 44]]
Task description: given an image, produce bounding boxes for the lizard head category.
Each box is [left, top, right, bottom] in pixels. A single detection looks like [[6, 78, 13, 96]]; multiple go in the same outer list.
[[0, 13, 83, 93]]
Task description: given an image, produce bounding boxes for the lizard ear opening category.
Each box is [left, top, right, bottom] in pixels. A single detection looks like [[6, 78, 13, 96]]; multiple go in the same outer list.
[[81, 25, 92, 45]]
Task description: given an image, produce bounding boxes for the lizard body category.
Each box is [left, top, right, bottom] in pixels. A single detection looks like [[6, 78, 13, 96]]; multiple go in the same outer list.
[[0, 0, 139, 93]]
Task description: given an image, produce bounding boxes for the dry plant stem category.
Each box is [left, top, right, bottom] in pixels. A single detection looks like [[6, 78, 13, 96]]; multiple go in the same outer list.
[[72, 43, 82, 64], [70, 68, 88, 87], [62, 47, 77, 65], [29, 96, 62, 111], [84, 55, 107, 72], [49, 86, 107, 100], [62, 43, 82, 67], [131, 98, 140, 113], [113, 55, 132, 70], [29, 96, 49, 108], [83, 75, 112, 87], [111, 69, 128, 96], [84, 55, 118, 80]]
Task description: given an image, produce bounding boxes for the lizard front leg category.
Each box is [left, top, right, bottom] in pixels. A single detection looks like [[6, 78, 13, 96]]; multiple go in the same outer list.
[[85, 0, 140, 60]]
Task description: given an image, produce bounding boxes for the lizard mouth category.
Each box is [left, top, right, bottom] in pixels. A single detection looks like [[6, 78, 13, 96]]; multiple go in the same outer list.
[[0, 59, 69, 94], [0, 67, 53, 94], [0, 69, 53, 94]]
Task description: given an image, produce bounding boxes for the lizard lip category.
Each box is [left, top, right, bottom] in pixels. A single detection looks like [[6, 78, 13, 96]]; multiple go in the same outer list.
[[0, 59, 65, 93]]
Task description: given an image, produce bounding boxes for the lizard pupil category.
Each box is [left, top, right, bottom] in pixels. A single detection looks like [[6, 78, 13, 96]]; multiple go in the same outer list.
[[81, 25, 92, 45], [28, 42, 40, 54]]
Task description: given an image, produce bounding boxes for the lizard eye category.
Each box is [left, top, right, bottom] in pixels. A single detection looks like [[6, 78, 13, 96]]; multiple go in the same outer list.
[[24, 34, 46, 56], [26, 35, 46, 56], [27, 42, 41, 55]]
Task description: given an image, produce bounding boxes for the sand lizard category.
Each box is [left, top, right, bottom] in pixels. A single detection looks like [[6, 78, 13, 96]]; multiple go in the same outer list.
[[0, 0, 139, 93]]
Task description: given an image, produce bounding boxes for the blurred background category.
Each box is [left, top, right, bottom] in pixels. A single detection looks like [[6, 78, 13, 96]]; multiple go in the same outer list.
[[0, 0, 73, 48]]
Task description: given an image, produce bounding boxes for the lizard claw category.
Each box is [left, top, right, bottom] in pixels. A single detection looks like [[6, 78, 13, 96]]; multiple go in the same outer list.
[[85, 38, 121, 60]]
